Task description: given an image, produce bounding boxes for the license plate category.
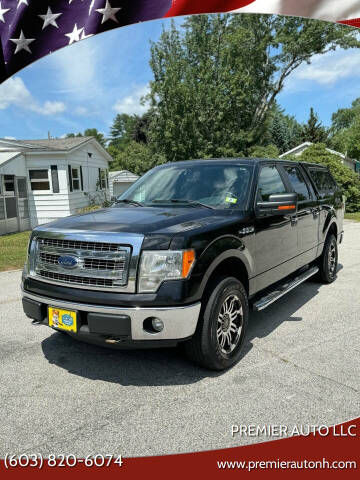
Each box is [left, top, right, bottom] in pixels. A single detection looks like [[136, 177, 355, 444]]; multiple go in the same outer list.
[[48, 307, 77, 333]]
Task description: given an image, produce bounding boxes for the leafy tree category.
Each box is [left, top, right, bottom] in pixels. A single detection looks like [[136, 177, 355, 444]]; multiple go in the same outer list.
[[247, 144, 279, 159], [295, 143, 360, 212], [110, 141, 167, 176], [331, 98, 360, 133], [83, 128, 106, 147], [109, 114, 138, 149], [148, 14, 360, 161], [301, 108, 328, 143], [66, 128, 106, 147], [109, 113, 151, 150], [329, 99, 360, 159], [66, 132, 82, 138]]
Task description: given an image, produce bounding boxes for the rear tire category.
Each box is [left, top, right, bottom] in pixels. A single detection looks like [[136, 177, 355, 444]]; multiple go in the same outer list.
[[317, 233, 338, 283], [184, 277, 248, 371]]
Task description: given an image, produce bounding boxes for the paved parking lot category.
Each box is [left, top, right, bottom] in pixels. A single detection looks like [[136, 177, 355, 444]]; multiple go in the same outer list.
[[0, 221, 359, 457]]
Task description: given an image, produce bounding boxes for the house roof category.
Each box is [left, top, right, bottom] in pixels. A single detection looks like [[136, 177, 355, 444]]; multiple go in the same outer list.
[[0, 137, 93, 152], [109, 170, 139, 182], [280, 142, 346, 159]]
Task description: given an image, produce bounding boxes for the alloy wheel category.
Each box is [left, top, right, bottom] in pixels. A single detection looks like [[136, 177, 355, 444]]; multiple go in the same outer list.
[[217, 294, 243, 354]]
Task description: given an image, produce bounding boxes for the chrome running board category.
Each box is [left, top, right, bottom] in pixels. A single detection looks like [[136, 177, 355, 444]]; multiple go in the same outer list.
[[253, 266, 319, 311]]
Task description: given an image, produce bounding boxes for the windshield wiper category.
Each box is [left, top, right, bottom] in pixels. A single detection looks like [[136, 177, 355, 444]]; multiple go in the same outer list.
[[115, 198, 143, 207], [152, 199, 215, 210]]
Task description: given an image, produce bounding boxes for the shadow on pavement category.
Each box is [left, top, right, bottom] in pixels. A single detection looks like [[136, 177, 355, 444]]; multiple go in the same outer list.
[[41, 267, 342, 386]]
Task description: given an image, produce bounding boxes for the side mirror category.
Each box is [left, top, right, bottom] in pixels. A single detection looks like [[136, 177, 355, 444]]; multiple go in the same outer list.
[[256, 193, 298, 218]]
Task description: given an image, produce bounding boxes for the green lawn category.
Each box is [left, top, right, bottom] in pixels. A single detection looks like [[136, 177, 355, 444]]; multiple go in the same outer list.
[[345, 212, 360, 222], [0, 231, 31, 272]]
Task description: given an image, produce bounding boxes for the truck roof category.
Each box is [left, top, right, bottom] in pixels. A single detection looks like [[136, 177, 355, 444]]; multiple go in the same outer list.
[[160, 158, 328, 169]]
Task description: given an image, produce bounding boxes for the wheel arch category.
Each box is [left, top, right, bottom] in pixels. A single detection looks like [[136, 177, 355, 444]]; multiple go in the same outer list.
[[199, 251, 250, 301]]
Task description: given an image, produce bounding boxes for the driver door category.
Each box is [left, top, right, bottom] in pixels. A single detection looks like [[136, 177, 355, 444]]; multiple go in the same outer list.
[[254, 164, 298, 292]]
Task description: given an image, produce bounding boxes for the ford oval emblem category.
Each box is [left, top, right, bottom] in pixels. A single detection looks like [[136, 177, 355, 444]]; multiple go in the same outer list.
[[58, 255, 79, 268]]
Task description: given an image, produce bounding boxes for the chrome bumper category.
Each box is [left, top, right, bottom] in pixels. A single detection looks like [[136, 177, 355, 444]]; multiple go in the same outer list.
[[22, 290, 200, 341]]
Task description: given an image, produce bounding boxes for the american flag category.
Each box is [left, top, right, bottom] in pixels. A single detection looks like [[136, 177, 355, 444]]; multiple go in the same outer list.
[[0, 0, 172, 83], [1, 0, 360, 85]]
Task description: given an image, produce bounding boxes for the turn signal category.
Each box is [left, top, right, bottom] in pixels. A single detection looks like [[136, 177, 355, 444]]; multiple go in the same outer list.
[[278, 205, 296, 211], [182, 250, 195, 278]]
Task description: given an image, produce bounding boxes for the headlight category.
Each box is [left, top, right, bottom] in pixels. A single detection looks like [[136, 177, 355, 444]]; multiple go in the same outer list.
[[138, 250, 195, 293]]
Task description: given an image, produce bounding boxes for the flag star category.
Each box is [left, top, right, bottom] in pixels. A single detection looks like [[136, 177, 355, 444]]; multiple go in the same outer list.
[[96, 0, 121, 24], [65, 23, 84, 45], [17, 0, 28, 9], [80, 29, 93, 40], [0, 2, 10, 23], [10, 30, 35, 54], [38, 7, 62, 30]]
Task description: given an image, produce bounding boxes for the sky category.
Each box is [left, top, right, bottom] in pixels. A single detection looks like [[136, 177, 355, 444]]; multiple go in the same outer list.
[[0, 15, 359, 140]]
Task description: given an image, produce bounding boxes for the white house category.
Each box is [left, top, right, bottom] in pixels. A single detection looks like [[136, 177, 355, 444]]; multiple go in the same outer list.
[[0, 137, 112, 235], [280, 142, 360, 173], [109, 170, 139, 198]]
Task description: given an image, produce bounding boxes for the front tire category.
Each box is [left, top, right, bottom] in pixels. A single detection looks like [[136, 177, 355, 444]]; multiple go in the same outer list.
[[184, 277, 248, 371], [318, 233, 338, 283]]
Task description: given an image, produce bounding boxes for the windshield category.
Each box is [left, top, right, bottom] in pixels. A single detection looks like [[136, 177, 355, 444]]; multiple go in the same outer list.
[[116, 163, 253, 209]]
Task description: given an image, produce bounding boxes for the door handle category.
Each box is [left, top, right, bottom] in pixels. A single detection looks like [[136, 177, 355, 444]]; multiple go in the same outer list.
[[311, 208, 319, 217]]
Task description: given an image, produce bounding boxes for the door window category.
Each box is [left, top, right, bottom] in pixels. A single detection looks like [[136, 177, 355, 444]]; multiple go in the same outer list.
[[284, 166, 311, 201], [257, 165, 286, 201], [309, 169, 337, 193]]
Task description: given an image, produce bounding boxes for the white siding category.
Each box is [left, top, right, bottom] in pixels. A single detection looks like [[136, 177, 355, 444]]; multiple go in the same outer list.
[[0, 139, 111, 230], [25, 140, 110, 228]]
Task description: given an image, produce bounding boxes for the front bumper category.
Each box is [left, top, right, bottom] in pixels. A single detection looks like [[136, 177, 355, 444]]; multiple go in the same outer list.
[[22, 289, 200, 345]]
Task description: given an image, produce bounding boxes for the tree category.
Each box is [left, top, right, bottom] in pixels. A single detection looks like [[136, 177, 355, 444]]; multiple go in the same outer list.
[[295, 143, 360, 212], [110, 141, 167, 176], [147, 14, 360, 161], [329, 99, 360, 159], [65, 128, 106, 147], [109, 112, 151, 151], [83, 128, 106, 147], [301, 108, 328, 143], [331, 98, 360, 133], [248, 144, 279, 159]]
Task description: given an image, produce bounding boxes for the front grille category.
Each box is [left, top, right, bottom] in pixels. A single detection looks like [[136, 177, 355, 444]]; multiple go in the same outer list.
[[33, 236, 131, 291], [39, 237, 120, 252], [39, 252, 126, 271], [39, 270, 113, 287]]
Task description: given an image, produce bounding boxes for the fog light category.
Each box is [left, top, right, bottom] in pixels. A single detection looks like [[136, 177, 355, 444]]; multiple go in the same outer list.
[[152, 318, 164, 332]]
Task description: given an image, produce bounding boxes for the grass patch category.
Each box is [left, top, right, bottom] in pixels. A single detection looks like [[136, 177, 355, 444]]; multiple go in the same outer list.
[[0, 231, 31, 272], [345, 212, 360, 222]]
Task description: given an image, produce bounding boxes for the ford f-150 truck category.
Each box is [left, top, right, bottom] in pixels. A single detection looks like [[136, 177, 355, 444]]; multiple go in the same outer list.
[[22, 158, 344, 370]]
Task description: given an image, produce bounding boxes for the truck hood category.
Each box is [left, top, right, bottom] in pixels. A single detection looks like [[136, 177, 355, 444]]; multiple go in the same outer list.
[[36, 205, 242, 236]]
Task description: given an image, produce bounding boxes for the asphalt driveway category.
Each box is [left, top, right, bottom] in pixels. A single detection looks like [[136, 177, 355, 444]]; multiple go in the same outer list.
[[0, 220, 359, 457]]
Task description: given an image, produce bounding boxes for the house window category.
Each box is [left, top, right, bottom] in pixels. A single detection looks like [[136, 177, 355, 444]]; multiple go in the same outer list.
[[71, 167, 81, 191], [4, 175, 15, 195], [29, 169, 50, 191]]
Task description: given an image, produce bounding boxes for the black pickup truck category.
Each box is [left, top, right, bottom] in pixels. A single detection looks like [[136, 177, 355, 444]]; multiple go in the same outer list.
[[22, 158, 344, 370]]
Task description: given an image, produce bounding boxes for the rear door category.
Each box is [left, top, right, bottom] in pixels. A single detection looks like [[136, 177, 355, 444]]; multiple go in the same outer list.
[[280, 164, 320, 266], [303, 166, 343, 252]]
